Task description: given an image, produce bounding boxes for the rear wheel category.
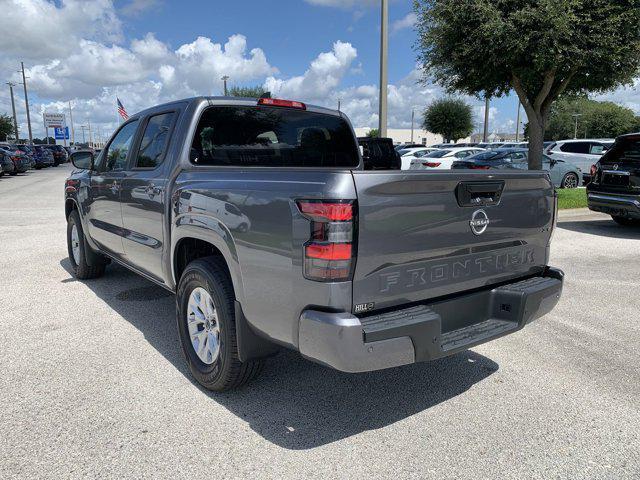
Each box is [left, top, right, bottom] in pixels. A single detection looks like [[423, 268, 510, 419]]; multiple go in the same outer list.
[[66, 210, 106, 279], [561, 172, 579, 189], [176, 257, 264, 391], [611, 215, 640, 227]]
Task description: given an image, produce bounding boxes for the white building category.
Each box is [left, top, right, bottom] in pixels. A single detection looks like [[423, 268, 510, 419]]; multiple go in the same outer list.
[[353, 128, 471, 146]]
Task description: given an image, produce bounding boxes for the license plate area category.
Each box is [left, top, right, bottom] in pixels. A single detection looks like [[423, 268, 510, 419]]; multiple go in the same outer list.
[[602, 171, 630, 187]]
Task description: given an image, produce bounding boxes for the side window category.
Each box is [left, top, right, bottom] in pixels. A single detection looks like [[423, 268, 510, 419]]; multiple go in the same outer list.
[[455, 150, 469, 158], [589, 143, 606, 155], [560, 142, 589, 154], [102, 120, 139, 172], [135, 113, 175, 168]]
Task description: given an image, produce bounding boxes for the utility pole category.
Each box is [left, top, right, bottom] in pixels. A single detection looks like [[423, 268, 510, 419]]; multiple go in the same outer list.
[[410, 109, 415, 143], [19, 62, 33, 144], [88, 120, 93, 147], [6, 82, 19, 141], [515, 101, 521, 142], [221, 75, 229, 96], [80, 125, 87, 144], [572, 113, 582, 139], [483, 96, 490, 142], [68, 101, 75, 145], [378, 0, 388, 138]]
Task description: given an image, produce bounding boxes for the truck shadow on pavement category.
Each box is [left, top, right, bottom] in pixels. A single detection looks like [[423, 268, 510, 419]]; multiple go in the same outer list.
[[60, 259, 499, 450], [558, 219, 640, 240]]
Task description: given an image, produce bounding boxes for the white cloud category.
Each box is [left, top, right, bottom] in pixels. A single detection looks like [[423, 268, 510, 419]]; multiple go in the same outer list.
[[0, 0, 122, 61], [391, 12, 417, 33], [593, 79, 640, 114], [120, 0, 161, 17], [264, 41, 357, 100]]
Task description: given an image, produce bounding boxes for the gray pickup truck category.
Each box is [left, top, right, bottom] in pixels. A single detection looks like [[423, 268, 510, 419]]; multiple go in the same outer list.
[[65, 96, 563, 391]]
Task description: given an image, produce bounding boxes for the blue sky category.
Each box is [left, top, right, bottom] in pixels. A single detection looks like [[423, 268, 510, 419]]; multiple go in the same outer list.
[[1, 0, 635, 140]]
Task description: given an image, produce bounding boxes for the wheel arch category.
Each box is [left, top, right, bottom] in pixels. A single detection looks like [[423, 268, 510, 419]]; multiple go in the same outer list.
[[171, 227, 244, 303]]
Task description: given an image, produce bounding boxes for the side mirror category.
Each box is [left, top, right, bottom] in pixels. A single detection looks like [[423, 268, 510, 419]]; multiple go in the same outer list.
[[70, 151, 94, 170]]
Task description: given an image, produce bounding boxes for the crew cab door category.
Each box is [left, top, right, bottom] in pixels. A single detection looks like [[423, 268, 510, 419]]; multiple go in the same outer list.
[[120, 111, 177, 281], [86, 119, 139, 257]]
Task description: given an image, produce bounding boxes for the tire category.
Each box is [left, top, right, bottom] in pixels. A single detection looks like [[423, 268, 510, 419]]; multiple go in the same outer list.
[[176, 257, 264, 391], [561, 172, 579, 189], [9, 171, 17, 176], [611, 215, 640, 227], [66, 210, 106, 279]]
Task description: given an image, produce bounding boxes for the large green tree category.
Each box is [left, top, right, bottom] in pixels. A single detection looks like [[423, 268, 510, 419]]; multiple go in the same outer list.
[[414, 0, 640, 169], [423, 98, 474, 142], [0, 114, 13, 141], [228, 86, 267, 98], [544, 97, 639, 140]]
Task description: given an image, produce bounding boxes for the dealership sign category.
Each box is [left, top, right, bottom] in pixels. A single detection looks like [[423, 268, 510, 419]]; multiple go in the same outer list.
[[43, 112, 65, 128]]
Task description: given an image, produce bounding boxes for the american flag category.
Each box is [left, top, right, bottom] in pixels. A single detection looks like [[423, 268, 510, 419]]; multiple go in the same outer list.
[[117, 98, 129, 120]]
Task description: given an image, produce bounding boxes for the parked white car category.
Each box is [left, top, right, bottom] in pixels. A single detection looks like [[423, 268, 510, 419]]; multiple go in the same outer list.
[[398, 147, 441, 170], [546, 139, 614, 181], [409, 147, 485, 170]]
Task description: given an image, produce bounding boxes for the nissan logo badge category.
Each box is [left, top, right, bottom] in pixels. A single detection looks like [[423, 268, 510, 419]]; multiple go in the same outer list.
[[470, 209, 490, 235]]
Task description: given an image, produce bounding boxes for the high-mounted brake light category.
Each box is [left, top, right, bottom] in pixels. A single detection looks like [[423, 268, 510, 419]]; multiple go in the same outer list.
[[258, 98, 306, 110], [297, 200, 355, 282]]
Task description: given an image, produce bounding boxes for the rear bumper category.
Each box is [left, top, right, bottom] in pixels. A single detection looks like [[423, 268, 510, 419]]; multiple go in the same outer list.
[[588, 192, 640, 218], [298, 268, 563, 373]]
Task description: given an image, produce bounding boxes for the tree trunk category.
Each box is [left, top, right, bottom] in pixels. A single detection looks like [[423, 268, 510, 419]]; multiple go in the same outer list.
[[527, 115, 545, 170]]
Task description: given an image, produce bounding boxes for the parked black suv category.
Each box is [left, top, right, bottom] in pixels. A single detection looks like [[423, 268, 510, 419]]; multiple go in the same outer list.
[[587, 133, 640, 226], [43, 144, 69, 165], [357, 137, 401, 170]]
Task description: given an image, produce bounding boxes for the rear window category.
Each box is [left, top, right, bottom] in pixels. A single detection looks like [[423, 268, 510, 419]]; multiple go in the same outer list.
[[601, 138, 640, 163], [560, 142, 590, 154], [469, 151, 499, 161], [191, 106, 359, 168], [425, 150, 451, 158]]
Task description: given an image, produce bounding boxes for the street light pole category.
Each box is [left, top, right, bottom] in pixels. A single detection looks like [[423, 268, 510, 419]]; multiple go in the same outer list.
[[410, 109, 415, 143], [515, 101, 521, 142], [68, 101, 75, 145], [378, 0, 388, 138], [221, 75, 229, 96], [6, 82, 19, 141], [19, 62, 33, 144], [483, 96, 490, 142]]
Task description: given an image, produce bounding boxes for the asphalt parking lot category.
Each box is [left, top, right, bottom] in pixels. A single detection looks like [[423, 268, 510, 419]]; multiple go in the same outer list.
[[1, 165, 639, 479]]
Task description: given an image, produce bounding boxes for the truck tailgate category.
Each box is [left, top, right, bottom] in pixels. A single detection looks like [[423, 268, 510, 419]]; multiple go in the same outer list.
[[351, 171, 555, 312]]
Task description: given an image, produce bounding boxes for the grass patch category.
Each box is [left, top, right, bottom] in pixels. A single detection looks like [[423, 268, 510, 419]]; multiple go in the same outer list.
[[557, 188, 587, 210]]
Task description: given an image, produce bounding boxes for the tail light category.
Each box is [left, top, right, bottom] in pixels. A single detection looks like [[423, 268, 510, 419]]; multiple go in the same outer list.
[[422, 162, 441, 168], [590, 164, 598, 182], [297, 200, 355, 281], [258, 98, 306, 110]]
